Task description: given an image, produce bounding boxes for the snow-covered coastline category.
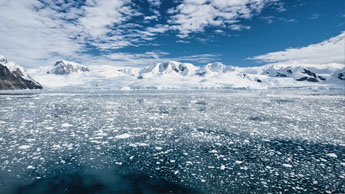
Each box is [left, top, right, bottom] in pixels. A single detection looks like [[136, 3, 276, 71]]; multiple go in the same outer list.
[[28, 60, 345, 90], [1, 55, 344, 90]]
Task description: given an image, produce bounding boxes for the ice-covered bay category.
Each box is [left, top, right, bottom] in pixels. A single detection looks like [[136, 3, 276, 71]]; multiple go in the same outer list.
[[0, 90, 344, 193]]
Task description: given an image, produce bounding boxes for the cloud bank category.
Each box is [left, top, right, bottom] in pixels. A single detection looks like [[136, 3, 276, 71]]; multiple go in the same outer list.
[[251, 31, 345, 65]]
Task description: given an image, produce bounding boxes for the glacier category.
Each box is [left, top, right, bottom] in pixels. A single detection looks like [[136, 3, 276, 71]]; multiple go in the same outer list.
[[27, 60, 345, 91]]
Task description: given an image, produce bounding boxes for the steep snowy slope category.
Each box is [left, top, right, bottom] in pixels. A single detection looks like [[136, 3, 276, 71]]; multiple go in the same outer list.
[[196, 62, 237, 76], [47, 60, 89, 75], [139, 61, 198, 78], [0, 56, 42, 90], [240, 63, 345, 87]]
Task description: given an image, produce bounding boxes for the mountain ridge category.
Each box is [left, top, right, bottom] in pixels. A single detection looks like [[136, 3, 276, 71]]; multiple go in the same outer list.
[[24, 59, 344, 90], [0, 56, 42, 90], [47, 60, 89, 75]]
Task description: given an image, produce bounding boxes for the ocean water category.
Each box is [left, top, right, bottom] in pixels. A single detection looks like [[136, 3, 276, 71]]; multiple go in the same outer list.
[[0, 90, 344, 193]]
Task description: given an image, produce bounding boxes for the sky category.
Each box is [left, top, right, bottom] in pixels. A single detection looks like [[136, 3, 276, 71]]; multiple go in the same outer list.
[[0, 0, 344, 68]]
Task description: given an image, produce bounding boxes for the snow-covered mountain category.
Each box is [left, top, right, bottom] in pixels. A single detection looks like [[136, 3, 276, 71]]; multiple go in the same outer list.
[[0, 56, 42, 90], [138, 61, 198, 78], [240, 63, 345, 86], [47, 60, 89, 75], [196, 62, 237, 76], [27, 60, 345, 90]]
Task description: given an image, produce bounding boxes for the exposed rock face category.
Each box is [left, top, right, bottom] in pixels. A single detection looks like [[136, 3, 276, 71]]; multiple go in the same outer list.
[[0, 64, 42, 90], [296, 77, 318, 82], [338, 72, 345, 80], [276, 72, 287, 77], [262, 65, 331, 83], [295, 68, 328, 82], [47, 60, 89, 75]]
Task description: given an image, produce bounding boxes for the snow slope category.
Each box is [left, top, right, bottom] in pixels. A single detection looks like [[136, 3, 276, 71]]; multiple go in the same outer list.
[[0, 56, 36, 81], [27, 60, 345, 90], [47, 60, 89, 75], [0, 55, 42, 89]]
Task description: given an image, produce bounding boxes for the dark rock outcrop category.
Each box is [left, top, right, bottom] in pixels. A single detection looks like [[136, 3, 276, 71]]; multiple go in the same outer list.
[[302, 69, 317, 78], [0, 64, 42, 90], [296, 77, 319, 82], [318, 75, 326, 81], [276, 72, 287, 77], [338, 72, 345, 80]]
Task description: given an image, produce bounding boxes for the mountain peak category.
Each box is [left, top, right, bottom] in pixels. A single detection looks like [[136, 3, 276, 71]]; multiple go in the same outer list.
[[139, 61, 198, 78], [48, 60, 89, 75], [205, 62, 226, 72], [0, 55, 42, 90]]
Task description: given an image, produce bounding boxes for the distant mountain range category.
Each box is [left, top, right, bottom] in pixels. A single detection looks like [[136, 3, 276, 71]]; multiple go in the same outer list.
[[1, 55, 344, 90]]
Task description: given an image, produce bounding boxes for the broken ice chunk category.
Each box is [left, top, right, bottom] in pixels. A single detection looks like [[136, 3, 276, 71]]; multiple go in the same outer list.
[[326, 153, 337, 158], [115, 133, 131, 139]]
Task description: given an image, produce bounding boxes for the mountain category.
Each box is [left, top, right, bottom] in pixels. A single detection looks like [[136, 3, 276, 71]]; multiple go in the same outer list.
[[138, 61, 198, 78], [0, 56, 42, 90], [28, 60, 345, 90], [252, 63, 345, 84], [47, 60, 89, 75], [196, 62, 237, 76]]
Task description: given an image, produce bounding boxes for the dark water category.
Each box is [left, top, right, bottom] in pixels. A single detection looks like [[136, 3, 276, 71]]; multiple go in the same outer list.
[[16, 172, 197, 194], [0, 90, 344, 193]]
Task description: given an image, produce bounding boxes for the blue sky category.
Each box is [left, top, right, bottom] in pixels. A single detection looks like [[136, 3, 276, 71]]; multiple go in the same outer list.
[[0, 0, 344, 68]]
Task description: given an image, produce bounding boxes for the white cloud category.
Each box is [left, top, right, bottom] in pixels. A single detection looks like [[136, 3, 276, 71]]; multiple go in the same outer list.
[[176, 53, 221, 63], [0, 0, 83, 67], [79, 0, 134, 37], [250, 31, 345, 64], [260, 16, 275, 24], [310, 13, 320, 20], [146, 24, 170, 33], [0, 0, 147, 67], [74, 52, 220, 67], [169, 0, 279, 38], [147, 0, 161, 7], [0, 0, 282, 68], [144, 15, 159, 21]]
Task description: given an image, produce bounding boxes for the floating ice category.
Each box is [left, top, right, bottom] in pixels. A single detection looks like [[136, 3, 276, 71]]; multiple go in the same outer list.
[[155, 146, 163, 150], [326, 153, 338, 158], [27, 165, 35, 169], [18, 145, 31, 150], [61, 123, 73, 127], [0, 90, 344, 194], [115, 133, 131, 139], [282, 164, 293, 168]]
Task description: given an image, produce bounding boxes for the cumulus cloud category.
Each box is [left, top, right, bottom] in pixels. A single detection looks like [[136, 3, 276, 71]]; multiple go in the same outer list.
[[0, 0, 83, 66], [0, 0, 282, 67], [168, 0, 280, 38], [147, 0, 161, 7], [0, 0, 143, 66], [250, 31, 345, 64], [79, 0, 137, 37]]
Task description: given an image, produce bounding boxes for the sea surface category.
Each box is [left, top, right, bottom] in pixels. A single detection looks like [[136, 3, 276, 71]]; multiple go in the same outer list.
[[0, 89, 344, 194]]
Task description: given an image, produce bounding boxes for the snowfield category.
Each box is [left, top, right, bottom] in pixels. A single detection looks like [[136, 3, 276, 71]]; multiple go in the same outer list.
[[0, 90, 344, 193], [27, 61, 345, 90]]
